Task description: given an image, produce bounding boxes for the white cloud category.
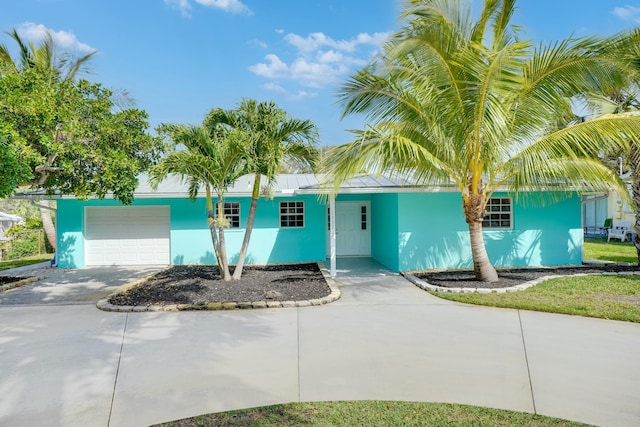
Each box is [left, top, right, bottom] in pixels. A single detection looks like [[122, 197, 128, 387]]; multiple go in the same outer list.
[[290, 90, 317, 101], [195, 0, 252, 14], [264, 82, 286, 92], [249, 30, 392, 90], [263, 83, 317, 101], [249, 54, 289, 78], [248, 39, 268, 49], [290, 57, 349, 88], [284, 31, 390, 54], [17, 22, 95, 53], [164, 0, 252, 16], [612, 5, 640, 23]]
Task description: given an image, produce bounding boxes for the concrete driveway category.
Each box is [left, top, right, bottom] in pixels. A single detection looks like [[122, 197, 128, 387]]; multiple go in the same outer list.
[[0, 264, 160, 305], [0, 260, 639, 427]]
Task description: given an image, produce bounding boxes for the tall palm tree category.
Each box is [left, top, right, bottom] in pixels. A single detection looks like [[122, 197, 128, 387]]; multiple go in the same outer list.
[[149, 124, 248, 281], [0, 28, 95, 82], [323, 0, 640, 282], [207, 100, 318, 280], [0, 28, 96, 251]]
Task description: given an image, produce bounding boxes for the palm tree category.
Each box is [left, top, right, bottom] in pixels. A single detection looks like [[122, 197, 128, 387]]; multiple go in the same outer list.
[[207, 99, 318, 280], [0, 28, 95, 82], [586, 87, 640, 263], [149, 124, 248, 281], [0, 28, 96, 251], [323, 0, 640, 282]]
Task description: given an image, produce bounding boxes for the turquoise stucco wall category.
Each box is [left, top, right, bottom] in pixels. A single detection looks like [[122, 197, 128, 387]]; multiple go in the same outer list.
[[57, 190, 583, 270], [56, 195, 326, 268], [371, 193, 400, 271], [395, 192, 583, 271]]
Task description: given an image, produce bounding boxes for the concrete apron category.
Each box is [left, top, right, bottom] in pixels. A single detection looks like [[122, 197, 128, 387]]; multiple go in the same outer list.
[[0, 263, 639, 427]]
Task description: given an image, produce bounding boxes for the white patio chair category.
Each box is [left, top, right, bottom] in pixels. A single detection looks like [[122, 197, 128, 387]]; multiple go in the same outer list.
[[607, 220, 632, 242]]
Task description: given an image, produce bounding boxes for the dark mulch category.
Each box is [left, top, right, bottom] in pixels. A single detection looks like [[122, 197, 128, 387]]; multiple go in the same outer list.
[[108, 263, 331, 306], [0, 276, 27, 285], [414, 264, 640, 289]]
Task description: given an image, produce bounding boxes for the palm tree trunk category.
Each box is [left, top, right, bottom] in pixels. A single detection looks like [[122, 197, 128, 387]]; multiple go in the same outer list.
[[464, 191, 498, 282], [38, 201, 56, 251], [468, 221, 499, 282], [206, 187, 231, 280], [232, 174, 260, 280], [215, 220, 232, 281]]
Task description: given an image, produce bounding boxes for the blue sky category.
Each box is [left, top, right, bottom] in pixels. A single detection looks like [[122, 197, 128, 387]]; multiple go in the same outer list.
[[2, 0, 640, 146]]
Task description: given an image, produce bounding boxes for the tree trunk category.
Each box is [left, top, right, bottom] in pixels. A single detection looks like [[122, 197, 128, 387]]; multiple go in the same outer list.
[[463, 189, 499, 282], [468, 221, 499, 282], [206, 186, 231, 280], [232, 174, 260, 280], [38, 200, 56, 251]]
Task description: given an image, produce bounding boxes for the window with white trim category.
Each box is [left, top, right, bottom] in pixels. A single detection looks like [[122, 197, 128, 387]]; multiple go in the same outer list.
[[215, 202, 240, 228], [483, 197, 512, 229], [280, 201, 304, 228]]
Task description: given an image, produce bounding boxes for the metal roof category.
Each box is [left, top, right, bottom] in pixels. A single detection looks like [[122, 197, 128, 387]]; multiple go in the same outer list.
[[133, 173, 447, 198]]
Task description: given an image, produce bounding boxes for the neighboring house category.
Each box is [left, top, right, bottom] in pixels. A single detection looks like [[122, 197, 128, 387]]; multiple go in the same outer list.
[[54, 174, 584, 272], [582, 174, 636, 238], [0, 212, 25, 259]]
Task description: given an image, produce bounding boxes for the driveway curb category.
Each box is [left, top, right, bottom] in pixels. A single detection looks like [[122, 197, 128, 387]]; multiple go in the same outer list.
[[0, 275, 47, 293], [96, 262, 341, 312]]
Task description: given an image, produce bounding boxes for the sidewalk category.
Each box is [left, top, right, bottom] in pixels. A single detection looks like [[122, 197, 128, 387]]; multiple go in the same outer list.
[[0, 263, 638, 426]]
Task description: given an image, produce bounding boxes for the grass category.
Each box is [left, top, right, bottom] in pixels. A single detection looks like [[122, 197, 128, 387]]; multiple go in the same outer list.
[[434, 274, 640, 322], [0, 253, 53, 271], [154, 401, 591, 427], [432, 238, 640, 322], [584, 237, 637, 264]]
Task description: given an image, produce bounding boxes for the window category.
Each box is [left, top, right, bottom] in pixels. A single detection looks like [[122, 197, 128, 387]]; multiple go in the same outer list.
[[361, 205, 367, 230], [280, 201, 304, 228], [215, 202, 240, 228], [483, 198, 512, 229]]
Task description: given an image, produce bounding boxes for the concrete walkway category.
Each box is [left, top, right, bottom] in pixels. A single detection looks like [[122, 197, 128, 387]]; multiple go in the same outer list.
[[0, 260, 639, 427]]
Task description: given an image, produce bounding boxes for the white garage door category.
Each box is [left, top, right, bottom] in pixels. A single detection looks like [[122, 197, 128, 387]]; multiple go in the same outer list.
[[85, 206, 170, 266]]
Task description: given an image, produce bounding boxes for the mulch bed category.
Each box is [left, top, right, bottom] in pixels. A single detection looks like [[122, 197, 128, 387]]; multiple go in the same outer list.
[[414, 264, 640, 289], [108, 263, 331, 306], [0, 276, 27, 285]]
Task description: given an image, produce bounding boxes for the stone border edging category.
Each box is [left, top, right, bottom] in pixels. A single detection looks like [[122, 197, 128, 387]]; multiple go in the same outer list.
[[0, 276, 47, 293], [403, 271, 640, 294], [96, 262, 341, 312]]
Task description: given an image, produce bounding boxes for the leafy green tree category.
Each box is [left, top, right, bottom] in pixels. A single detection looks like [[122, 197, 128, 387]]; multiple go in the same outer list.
[[208, 99, 318, 280], [323, 0, 640, 281], [0, 29, 163, 249], [0, 122, 33, 198], [149, 123, 248, 281]]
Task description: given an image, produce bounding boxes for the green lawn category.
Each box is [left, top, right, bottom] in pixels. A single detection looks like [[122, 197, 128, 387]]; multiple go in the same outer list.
[[434, 274, 640, 322], [431, 238, 640, 322], [584, 238, 637, 264], [0, 253, 53, 271], [155, 401, 590, 427]]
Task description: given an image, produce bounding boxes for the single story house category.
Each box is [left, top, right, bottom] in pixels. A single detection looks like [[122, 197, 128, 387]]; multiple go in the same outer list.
[[582, 174, 636, 238], [54, 174, 583, 273]]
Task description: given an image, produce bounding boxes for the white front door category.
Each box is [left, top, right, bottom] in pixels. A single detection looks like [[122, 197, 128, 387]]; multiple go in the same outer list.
[[327, 202, 371, 257]]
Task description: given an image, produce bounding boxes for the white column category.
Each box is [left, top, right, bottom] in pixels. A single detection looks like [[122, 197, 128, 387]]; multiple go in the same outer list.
[[329, 194, 337, 277]]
